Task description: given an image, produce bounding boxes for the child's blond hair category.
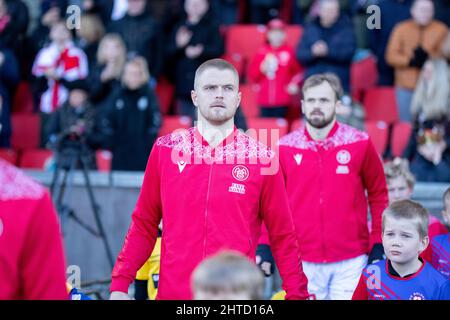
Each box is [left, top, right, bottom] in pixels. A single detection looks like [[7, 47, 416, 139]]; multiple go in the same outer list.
[[384, 158, 415, 189], [191, 250, 264, 300], [382, 199, 429, 238]]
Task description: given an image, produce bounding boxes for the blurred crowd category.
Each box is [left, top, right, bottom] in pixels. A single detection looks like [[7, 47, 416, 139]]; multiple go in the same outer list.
[[0, 0, 448, 180]]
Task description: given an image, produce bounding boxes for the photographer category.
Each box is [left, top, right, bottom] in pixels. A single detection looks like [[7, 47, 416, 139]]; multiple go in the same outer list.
[[46, 79, 99, 170]]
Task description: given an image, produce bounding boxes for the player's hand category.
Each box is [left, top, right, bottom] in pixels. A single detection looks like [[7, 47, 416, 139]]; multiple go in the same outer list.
[[110, 291, 131, 300]]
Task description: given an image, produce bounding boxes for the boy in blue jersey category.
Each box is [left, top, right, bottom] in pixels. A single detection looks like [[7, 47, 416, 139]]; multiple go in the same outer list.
[[430, 188, 450, 280], [352, 200, 450, 300]]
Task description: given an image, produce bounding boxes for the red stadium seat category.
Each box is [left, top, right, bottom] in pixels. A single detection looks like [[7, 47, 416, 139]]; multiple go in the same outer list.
[[12, 81, 35, 113], [19, 149, 53, 169], [391, 122, 413, 158], [222, 53, 246, 79], [0, 148, 18, 165], [239, 84, 260, 119], [363, 87, 399, 124], [364, 121, 389, 155], [155, 78, 175, 115], [225, 24, 266, 70], [350, 55, 378, 101], [246, 117, 289, 148], [96, 150, 112, 172], [158, 116, 192, 137], [284, 25, 303, 49], [11, 113, 41, 150], [290, 118, 304, 132]]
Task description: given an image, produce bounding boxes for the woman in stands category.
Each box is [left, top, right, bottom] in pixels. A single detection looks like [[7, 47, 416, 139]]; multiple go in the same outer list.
[[403, 58, 450, 182], [88, 33, 127, 108]]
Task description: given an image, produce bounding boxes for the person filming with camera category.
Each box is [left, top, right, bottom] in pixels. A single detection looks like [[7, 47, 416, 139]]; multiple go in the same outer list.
[[46, 79, 100, 170]]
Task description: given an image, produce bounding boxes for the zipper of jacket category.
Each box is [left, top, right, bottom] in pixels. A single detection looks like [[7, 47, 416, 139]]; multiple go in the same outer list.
[[318, 149, 327, 262], [203, 163, 214, 258]]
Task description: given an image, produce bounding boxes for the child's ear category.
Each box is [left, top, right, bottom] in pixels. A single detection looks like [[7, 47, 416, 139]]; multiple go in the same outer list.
[[419, 235, 430, 253]]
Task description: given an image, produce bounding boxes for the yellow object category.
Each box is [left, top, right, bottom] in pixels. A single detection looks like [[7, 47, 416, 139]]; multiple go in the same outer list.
[[271, 290, 286, 300], [136, 237, 161, 300]]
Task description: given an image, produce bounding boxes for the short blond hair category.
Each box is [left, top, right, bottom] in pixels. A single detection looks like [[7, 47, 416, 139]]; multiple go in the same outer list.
[[194, 58, 239, 90], [191, 251, 264, 300], [382, 200, 429, 238], [384, 158, 415, 189], [302, 73, 343, 101]]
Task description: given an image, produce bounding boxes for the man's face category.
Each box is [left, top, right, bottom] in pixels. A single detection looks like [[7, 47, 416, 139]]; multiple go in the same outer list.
[[185, 0, 209, 19], [128, 0, 147, 16], [302, 81, 338, 129], [319, 0, 340, 27], [191, 68, 241, 125], [383, 216, 428, 265], [411, 0, 434, 26], [123, 63, 145, 90], [388, 177, 413, 204]]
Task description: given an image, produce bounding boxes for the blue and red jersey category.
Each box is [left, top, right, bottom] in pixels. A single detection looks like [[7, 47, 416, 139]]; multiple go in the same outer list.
[[352, 259, 450, 300], [430, 234, 450, 280]]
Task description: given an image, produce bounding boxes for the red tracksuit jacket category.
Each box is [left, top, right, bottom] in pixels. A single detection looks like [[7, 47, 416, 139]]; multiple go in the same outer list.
[[278, 122, 388, 263], [248, 44, 303, 107], [111, 127, 309, 299], [0, 159, 67, 299]]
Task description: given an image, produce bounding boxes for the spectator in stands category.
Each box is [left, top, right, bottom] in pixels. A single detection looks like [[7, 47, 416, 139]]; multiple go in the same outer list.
[[191, 251, 265, 300], [32, 20, 89, 114], [29, 1, 65, 63], [75, 14, 105, 69], [385, 0, 448, 122], [335, 93, 365, 131], [82, 0, 128, 26], [403, 58, 450, 182], [32, 20, 88, 146], [0, 45, 20, 147], [434, 0, 450, 27], [103, 56, 161, 171], [368, 0, 413, 86], [0, 0, 29, 63], [0, 158, 68, 299], [211, 0, 239, 25], [383, 158, 447, 249], [166, 0, 224, 120], [292, 0, 352, 25], [248, 19, 303, 119], [107, 0, 163, 78], [88, 33, 126, 108], [296, 0, 356, 93], [46, 79, 99, 169], [247, 0, 282, 24]]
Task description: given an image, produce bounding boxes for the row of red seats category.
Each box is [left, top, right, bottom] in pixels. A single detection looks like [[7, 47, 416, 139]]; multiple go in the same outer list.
[[2, 115, 411, 171], [0, 148, 113, 171]]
